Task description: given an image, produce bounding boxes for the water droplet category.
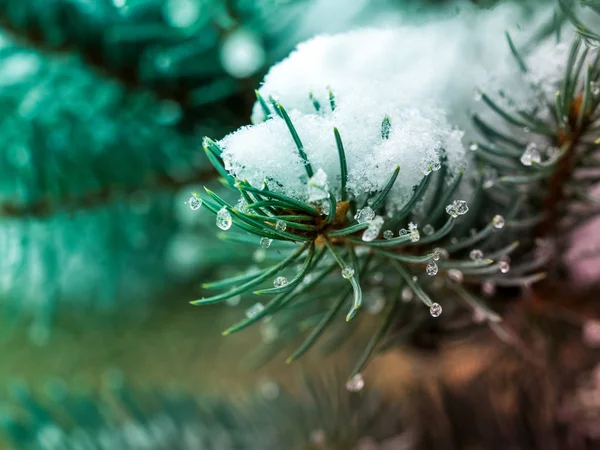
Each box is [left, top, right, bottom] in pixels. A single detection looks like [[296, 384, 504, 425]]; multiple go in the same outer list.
[[260, 320, 278, 343], [482, 281, 496, 297], [341, 267, 355, 279], [470, 249, 484, 262], [410, 230, 420, 243], [362, 216, 384, 242], [430, 303, 443, 317], [220, 29, 265, 79], [354, 206, 375, 223], [423, 224, 434, 236], [520, 143, 541, 166], [246, 303, 264, 318], [434, 247, 449, 259], [187, 195, 202, 210], [447, 269, 463, 283], [163, 0, 201, 28], [498, 261, 510, 273], [472, 308, 487, 324], [469, 143, 479, 151], [273, 276, 288, 288], [216, 207, 232, 230], [399, 228, 408, 236], [426, 260, 438, 276], [445, 200, 469, 218], [310, 429, 326, 447], [258, 380, 280, 399], [260, 237, 272, 248], [383, 230, 394, 240], [582, 320, 600, 348], [365, 291, 385, 315], [432, 250, 441, 261], [225, 294, 241, 307], [345, 374, 365, 392], [235, 197, 247, 211], [401, 287, 413, 302], [483, 168, 498, 189], [492, 215, 505, 229], [275, 220, 287, 231], [253, 248, 266, 262]]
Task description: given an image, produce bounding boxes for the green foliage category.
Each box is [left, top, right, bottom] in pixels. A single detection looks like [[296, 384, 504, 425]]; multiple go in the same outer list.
[[191, 8, 600, 380]]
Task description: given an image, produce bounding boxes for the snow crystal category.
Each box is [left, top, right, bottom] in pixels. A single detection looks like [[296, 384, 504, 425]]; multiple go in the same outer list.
[[217, 3, 556, 212]]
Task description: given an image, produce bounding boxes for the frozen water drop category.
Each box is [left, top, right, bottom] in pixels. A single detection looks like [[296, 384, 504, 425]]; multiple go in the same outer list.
[[220, 29, 265, 79], [447, 269, 463, 283], [430, 303, 442, 317], [260, 237, 272, 248], [273, 276, 288, 288], [216, 207, 232, 230], [432, 250, 441, 261], [354, 206, 375, 223], [187, 195, 202, 210], [483, 168, 497, 189], [470, 249, 484, 262], [225, 294, 241, 307], [401, 287, 413, 302], [253, 248, 266, 262], [432, 161, 441, 171], [246, 303, 264, 318], [434, 247, 449, 259], [482, 281, 496, 297], [469, 143, 479, 151], [426, 260, 438, 276], [520, 143, 541, 166], [383, 230, 394, 240], [498, 261, 510, 274], [423, 224, 434, 236], [362, 216, 384, 242], [341, 267, 355, 279], [492, 215, 505, 229], [345, 374, 364, 392], [275, 220, 287, 231], [445, 200, 469, 218]]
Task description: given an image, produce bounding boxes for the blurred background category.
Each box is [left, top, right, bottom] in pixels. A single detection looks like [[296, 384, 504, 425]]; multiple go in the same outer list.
[[0, 0, 599, 449]]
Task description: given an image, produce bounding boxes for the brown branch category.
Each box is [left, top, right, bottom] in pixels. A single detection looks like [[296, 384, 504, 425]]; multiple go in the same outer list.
[[0, 168, 219, 219]]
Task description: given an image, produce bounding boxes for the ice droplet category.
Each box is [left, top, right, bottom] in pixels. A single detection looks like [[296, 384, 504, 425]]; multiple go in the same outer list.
[[246, 303, 264, 318], [225, 294, 241, 307], [432, 250, 441, 261], [498, 261, 510, 273], [260, 320, 278, 343], [220, 29, 265, 79], [341, 267, 355, 279], [362, 216, 384, 242], [354, 206, 375, 223], [482, 281, 496, 297], [235, 197, 247, 211], [447, 269, 463, 283], [253, 248, 266, 262], [469, 143, 479, 151], [345, 374, 365, 392], [365, 290, 385, 315], [469, 249, 484, 262], [273, 276, 288, 288], [275, 220, 287, 231], [492, 215, 505, 229], [187, 195, 202, 210], [483, 168, 497, 189], [383, 230, 394, 240], [430, 303, 443, 317], [423, 224, 434, 236], [401, 287, 413, 302], [426, 260, 438, 276], [434, 247, 449, 259], [445, 200, 469, 218], [399, 228, 408, 237], [432, 161, 442, 171], [520, 143, 541, 166], [260, 237, 272, 248], [216, 207, 232, 230]]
